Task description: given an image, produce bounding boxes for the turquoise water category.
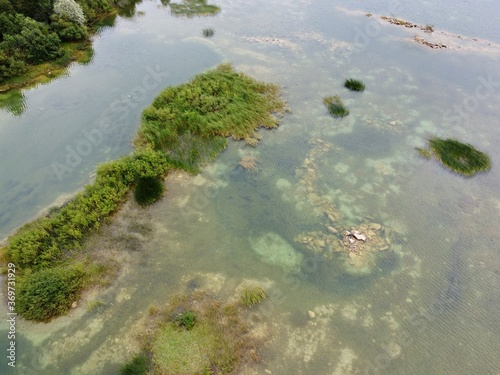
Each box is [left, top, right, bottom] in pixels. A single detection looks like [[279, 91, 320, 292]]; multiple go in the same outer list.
[[1, 0, 500, 374]]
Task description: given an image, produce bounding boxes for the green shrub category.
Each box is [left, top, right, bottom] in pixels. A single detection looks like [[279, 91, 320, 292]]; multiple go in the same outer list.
[[344, 78, 365, 92], [120, 352, 150, 375], [17, 265, 85, 322], [50, 14, 88, 41], [175, 310, 197, 330], [323, 95, 349, 118], [134, 176, 165, 206]]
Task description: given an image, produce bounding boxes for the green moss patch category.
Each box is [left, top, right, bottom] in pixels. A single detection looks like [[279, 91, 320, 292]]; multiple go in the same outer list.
[[418, 137, 491, 177], [344, 78, 365, 92], [241, 286, 267, 307], [323, 95, 349, 118]]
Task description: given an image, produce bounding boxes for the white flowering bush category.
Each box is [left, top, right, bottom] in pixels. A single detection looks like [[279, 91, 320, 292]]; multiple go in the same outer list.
[[53, 0, 86, 25]]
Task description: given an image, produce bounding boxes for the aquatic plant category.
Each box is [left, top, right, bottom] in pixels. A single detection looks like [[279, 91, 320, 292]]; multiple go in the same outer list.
[[136, 63, 286, 173], [344, 78, 365, 92], [323, 95, 349, 118], [120, 352, 150, 375], [175, 310, 197, 330], [133, 176, 165, 206], [419, 137, 491, 176], [416, 147, 432, 158], [86, 299, 106, 312], [203, 28, 214, 37], [240, 286, 267, 307], [169, 0, 220, 17], [424, 24, 434, 33], [239, 155, 258, 171]]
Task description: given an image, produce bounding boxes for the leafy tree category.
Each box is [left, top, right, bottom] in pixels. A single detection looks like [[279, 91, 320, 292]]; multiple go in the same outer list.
[[0, 12, 26, 41], [11, 0, 55, 23], [0, 52, 27, 80], [1, 18, 61, 64], [54, 0, 86, 25], [50, 14, 88, 41]]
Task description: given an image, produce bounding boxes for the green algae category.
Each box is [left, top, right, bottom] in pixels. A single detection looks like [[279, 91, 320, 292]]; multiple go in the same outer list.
[[344, 78, 365, 92], [169, 0, 220, 17]]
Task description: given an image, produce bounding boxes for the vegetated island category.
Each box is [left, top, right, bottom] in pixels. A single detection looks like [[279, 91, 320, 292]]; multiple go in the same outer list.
[[417, 137, 491, 177], [0, 64, 287, 322], [164, 0, 221, 18], [0, 0, 146, 93], [120, 285, 268, 375]]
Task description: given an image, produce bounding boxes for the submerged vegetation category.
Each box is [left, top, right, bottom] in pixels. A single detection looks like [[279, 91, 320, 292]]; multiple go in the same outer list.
[[240, 286, 267, 307], [323, 95, 349, 118], [0, 64, 285, 321], [168, 0, 220, 17], [124, 290, 263, 375], [417, 137, 491, 176], [344, 78, 365, 92], [202, 27, 214, 37]]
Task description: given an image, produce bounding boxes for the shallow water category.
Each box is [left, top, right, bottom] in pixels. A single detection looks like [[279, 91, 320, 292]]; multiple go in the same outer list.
[[1, 0, 500, 374]]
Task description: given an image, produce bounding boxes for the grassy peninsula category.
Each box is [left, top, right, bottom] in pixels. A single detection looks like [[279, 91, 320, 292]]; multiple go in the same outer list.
[[0, 64, 286, 322]]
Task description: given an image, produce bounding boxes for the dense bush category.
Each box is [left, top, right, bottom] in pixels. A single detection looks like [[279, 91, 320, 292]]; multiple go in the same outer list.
[[50, 14, 88, 41], [0, 52, 27, 79], [1, 18, 61, 64], [17, 265, 85, 322], [76, 0, 114, 21], [134, 176, 165, 206]]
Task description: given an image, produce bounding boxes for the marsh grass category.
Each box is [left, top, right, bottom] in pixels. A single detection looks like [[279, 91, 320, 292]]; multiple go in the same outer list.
[[323, 95, 349, 118], [136, 63, 286, 173], [344, 78, 365, 92], [241, 286, 267, 307], [169, 0, 220, 17], [86, 299, 106, 312], [138, 291, 261, 375], [420, 138, 491, 176]]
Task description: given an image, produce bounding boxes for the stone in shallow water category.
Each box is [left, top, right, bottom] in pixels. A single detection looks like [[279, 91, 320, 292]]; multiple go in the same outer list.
[[250, 232, 303, 272]]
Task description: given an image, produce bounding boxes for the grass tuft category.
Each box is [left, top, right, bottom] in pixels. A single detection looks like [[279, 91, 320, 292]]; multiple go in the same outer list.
[[419, 137, 491, 177], [169, 0, 220, 17], [323, 95, 349, 118], [241, 286, 267, 307], [120, 352, 150, 375], [344, 78, 365, 92]]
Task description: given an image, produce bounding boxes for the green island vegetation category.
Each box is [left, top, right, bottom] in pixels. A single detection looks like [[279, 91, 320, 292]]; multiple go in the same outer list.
[[167, 0, 220, 18], [120, 290, 265, 375], [416, 137, 492, 177], [0, 0, 141, 92], [323, 95, 349, 118], [0, 64, 286, 322], [240, 286, 267, 307], [344, 78, 365, 92]]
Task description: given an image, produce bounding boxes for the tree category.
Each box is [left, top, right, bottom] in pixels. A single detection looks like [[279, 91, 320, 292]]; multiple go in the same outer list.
[[53, 0, 86, 25]]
